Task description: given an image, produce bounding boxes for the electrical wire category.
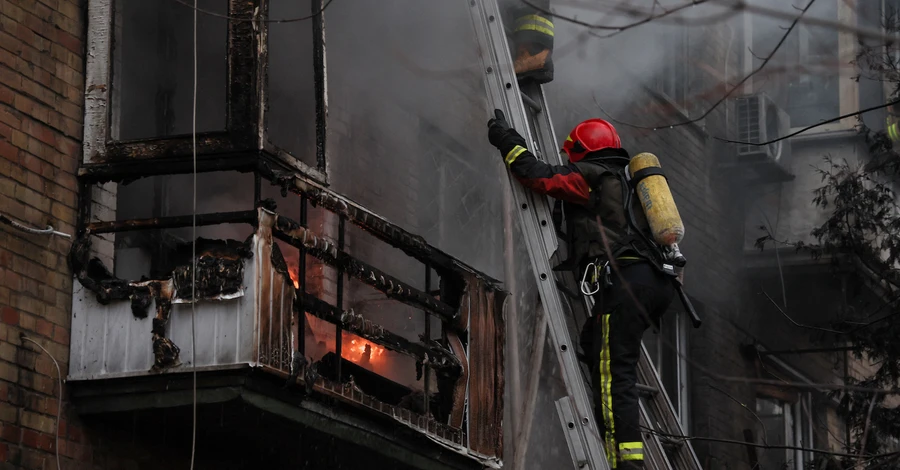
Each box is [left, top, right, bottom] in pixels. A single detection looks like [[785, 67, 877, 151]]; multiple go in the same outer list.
[[585, 369, 897, 463], [519, 0, 713, 32], [0, 214, 72, 239], [545, 0, 900, 44], [707, 382, 769, 446], [716, 98, 900, 146], [169, 0, 334, 23], [190, 0, 198, 468], [19, 334, 61, 470], [598, 0, 816, 130]]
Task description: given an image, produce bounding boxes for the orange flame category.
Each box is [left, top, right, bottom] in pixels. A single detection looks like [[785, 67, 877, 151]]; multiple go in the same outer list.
[[343, 337, 386, 367], [285, 258, 301, 290], [287, 267, 300, 289]]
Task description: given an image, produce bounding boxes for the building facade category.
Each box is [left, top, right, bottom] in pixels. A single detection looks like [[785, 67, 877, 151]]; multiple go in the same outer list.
[[0, 0, 892, 469]]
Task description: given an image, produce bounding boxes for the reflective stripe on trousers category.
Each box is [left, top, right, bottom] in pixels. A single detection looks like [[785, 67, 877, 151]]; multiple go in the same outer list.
[[619, 441, 644, 461], [599, 313, 617, 466], [598, 314, 646, 468]]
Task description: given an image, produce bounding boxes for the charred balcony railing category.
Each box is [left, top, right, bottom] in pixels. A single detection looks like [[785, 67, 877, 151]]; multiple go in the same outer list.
[[71, 173, 506, 461]]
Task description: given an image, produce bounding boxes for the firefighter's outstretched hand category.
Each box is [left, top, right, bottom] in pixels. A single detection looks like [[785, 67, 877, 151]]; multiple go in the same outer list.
[[487, 109, 511, 147], [487, 109, 525, 153]]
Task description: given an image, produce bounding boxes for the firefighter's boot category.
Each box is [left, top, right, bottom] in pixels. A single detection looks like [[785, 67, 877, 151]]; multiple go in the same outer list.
[[512, 12, 554, 84], [514, 42, 554, 85]]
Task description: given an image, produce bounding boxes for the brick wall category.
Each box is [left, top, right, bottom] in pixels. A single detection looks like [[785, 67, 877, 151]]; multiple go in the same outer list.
[[0, 1, 89, 468]]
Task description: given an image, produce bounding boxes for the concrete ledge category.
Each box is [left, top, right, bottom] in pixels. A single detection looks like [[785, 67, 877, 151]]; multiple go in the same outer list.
[[69, 368, 483, 470]]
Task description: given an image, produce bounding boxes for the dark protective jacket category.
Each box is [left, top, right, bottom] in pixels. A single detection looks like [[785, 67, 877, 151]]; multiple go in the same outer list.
[[505, 145, 663, 272]]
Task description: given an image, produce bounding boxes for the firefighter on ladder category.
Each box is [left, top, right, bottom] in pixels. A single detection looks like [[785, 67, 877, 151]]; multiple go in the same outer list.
[[502, 0, 555, 84], [887, 102, 900, 143], [488, 114, 683, 469]]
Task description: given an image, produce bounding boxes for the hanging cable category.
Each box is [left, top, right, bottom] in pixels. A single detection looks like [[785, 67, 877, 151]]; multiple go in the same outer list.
[[19, 334, 61, 470], [715, 98, 900, 146], [190, 0, 199, 468], [0, 214, 71, 239]]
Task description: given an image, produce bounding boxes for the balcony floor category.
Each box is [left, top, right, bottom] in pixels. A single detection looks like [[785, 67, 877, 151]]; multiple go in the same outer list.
[[69, 366, 483, 470]]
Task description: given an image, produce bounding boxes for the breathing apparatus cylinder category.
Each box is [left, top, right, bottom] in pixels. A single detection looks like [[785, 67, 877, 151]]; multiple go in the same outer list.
[[627, 152, 684, 247]]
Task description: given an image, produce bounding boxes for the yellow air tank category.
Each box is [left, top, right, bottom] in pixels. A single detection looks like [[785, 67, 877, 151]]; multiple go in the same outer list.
[[629, 152, 684, 246]]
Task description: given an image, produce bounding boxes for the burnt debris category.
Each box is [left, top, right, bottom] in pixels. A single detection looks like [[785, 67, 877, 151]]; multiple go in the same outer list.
[[70, 234, 254, 372]]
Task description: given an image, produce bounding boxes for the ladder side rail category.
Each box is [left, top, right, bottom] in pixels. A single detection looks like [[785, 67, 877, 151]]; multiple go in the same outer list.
[[639, 400, 676, 470], [637, 343, 703, 469], [466, 1, 610, 468]]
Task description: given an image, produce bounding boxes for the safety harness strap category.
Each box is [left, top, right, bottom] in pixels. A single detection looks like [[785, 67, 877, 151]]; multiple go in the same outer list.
[[629, 167, 666, 188]]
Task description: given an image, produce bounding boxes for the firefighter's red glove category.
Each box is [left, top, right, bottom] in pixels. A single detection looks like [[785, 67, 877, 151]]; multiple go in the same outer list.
[[487, 109, 527, 156]]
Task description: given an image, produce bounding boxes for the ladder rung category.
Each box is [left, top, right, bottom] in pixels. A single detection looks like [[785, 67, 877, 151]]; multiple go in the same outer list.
[[636, 383, 659, 395], [659, 435, 684, 448], [520, 91, 542, 113]]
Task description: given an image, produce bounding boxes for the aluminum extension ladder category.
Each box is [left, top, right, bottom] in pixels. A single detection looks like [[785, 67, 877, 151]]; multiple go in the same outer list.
[[468, 1, 702, 468]]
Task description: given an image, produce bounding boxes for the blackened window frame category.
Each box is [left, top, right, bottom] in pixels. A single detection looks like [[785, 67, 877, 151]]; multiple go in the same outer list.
[[82, 0, 329, 185]]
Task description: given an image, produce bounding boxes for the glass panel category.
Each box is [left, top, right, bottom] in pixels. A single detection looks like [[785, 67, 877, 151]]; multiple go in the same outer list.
[[750, 0, 840, 128], [267, 0, 318, 168], [114, 224, 253, 280], [655, 27, 688, 108], [112, 0, 227, 141], [757, 397, 789, 469], [660, 313, 681, 414], [787, 0, 840, 127], [325, 0, 502, 279]]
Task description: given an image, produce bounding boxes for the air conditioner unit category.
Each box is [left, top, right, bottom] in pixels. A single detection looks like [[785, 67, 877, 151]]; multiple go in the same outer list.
[[734, 93, 794, 183]]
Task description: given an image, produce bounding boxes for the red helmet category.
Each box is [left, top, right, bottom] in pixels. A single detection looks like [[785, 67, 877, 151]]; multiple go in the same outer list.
[[561, 118, 621, 163]]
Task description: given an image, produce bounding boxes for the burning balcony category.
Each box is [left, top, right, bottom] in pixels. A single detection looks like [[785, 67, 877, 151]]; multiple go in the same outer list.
[[68, 172, 506, 467], [72, 0, 583, 466]]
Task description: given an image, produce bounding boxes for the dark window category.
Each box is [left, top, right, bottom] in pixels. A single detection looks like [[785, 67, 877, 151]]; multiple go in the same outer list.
[[111, 0, 228, 140]]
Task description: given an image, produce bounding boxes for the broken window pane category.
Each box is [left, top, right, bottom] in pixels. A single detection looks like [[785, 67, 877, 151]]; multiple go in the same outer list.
[[113, 171, 255, 279], [266, 0, 318, 169], [111, 0, 227, 141]]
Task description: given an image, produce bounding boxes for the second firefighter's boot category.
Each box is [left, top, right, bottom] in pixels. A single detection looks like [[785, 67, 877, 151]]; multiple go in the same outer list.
[[512, 12, 554, 84], [514, 42, 554, 84]]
